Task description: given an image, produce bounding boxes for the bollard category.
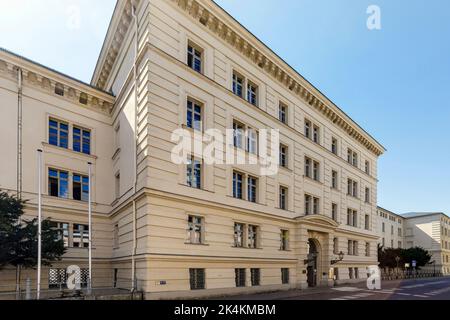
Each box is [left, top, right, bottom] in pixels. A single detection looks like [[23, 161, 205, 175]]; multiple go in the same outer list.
[[25, 278, 32, 300]]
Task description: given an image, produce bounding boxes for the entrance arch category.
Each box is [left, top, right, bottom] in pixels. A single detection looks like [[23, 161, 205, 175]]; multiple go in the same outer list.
[[306, 238, 321, 287]]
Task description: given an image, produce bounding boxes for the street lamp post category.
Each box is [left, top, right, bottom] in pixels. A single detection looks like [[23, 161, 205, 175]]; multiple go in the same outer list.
[[331, 252, 345, 265]]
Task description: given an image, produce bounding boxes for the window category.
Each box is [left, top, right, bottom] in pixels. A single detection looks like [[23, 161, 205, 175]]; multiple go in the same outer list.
[[333, 238, 339, 254], [235, 269, 246, 287], [305, 194, 311, 215], [305, 157, 311, 178], [365, 161, 370, 175], [251, 269, 261, 286], [280, 230, 289, 251], [233, 121, 245, 149], [348, 240, 358, 256], [355, 268, 359, 279], [73, 127, 91, 155], [331, 137, 338, 155], [313, 198, 320, 215], [189, 269, 205, 290], [232, 72, 244, 98], [347, 178, 358, 197], [332, 171, 338, 189], [382, 222, 386, 233], [187, 156, 202, 189], [187, 99, 203, 131], [247, 176, 258, 203], [398, 228, 402, 237], [304, 119, 311, 138], [332, 203, 338, 222], [233, 172, 243, 199], [73, 224, 89, 248], [347, 149, 358, 167], [281, 268, 290, 285], [73, 174, 89, 202], [48, 169, 69, 199], [365, 188, 371, 203], [349, 268, 354, 279], [187, 43, 203, 73], [279, 186, 288, 210], [247, 128, 258, 154], [398, 241, 402, 249], [365, 215, 370, 230], [188, 216, 204, 244], [50, 222, 69, 248], [248, 225, 258, 249], [366, 242, 371, 257], [279, 102, 287, 124], [234, 223, 245, 248], [347, 209, 358, 227], [114, 224, 119, 248], [247, 81, 258, 106], [391, 240, 394, 248], [313, 125, 320, 144], [313, 161, 320, 181], [55, 83, 64, 96], [115, 172, 121, 199], [49, 119, 68, 149], [391, 225, 394, 235], [49, 269, 68, 289], [305, 194, 319, 215], [280, 144, 288, 168]]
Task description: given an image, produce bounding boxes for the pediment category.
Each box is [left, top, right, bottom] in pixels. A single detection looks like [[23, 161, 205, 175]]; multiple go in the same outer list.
[[296, 214, 340, 229]]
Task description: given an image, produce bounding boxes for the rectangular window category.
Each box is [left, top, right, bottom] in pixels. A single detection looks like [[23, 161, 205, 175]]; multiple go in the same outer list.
[[73, 127, 91, 155], [233, 121, 245, 149], [366, 242, 371, 257], [187, 43, 203, 73], [232, 72, 244, 98], [313, 125, 320, 144], [347, 209, 358, 227], [187, 99, 203, 131], [73, 224, 89, 248], [189, 269, 205, 290], [280, 144, 288, 168], [50, 222, 69, 248], [331, 137, 338, 155], [332, 203, 338, 222], [365, 188, 370, 203], [251, 269, 261, 286], [347, 149, 358, 167], [235, 269, 246, 287], [304, 119, 311, 139], [73, 174, 89, 202], [347, 178, 358, 197], [248, 225, 258, 249], [280, 230, 289, 251], [334, 238, 339, 254], [313, 161, 320, 181], [305, 157, 311, 178], [247, 176, 258, 203], [365, 214, 370, 230], [348, 240, 358, 256], [247, 128, 258, 154], [233, 172, 243, 199], [49, 119, 68, 149], [188, 216, 204, 244], [48, 169, 69, 199], [305, 194, 311, 216], [247, 81, 258, 106], [234, 223, 245, 248], [365, 161, 370, 175], [332, 171, 338, 189], [382, 222, 385, 233], [279, 103, 287, 124], [115, 172, 120, 199], [114, 224, 119, 248], [279, 187, 288, 210], [281, 268, 290, 285], [349, 268, 354, 279], [187, 156, 202, 189], [313, 197, 320, 215]]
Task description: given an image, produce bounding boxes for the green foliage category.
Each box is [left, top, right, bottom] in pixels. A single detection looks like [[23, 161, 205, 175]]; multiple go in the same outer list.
[[378, 244, 432, 270], [0, 191, 66, 270]]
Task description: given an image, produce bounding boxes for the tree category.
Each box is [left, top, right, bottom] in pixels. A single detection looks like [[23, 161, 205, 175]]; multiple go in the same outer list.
[[0, 191, 66, 292], [402, 247, 432, 269], [378, 244, 432, 271]]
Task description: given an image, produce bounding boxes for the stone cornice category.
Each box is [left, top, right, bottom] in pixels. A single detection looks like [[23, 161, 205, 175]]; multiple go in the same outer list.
[[0, 49, 114, 114], [91, 0, 141, 90], [172, 0, 386, 157]]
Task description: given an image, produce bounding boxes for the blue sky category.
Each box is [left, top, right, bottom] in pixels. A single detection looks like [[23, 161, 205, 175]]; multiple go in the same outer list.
[[1, 1, 449, 214]]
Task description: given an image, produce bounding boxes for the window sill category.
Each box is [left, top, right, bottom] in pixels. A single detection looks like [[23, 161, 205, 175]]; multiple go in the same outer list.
[[42, 142, 98, 160], [232, 246, 263, 250], [185, 242, 210, 246], [304, 176, 323, 185]]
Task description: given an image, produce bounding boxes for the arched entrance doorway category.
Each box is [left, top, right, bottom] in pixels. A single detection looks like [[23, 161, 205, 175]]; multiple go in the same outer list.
[[306, 239, 319, 287]]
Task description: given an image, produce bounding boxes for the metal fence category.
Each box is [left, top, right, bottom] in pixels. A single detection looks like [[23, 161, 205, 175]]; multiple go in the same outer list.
[[381, 271, 444, 281]]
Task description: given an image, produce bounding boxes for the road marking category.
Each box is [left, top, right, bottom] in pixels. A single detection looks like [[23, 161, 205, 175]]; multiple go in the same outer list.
[[332, 287, 362, 292], [397, 293, 412, 296], [413, 295, 429, 298]]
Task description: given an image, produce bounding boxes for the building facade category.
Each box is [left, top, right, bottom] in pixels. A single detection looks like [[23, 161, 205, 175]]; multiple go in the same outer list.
[[402, 213, 450, 275], [377, 207, 404, 249], [0, 0, 387, 299]]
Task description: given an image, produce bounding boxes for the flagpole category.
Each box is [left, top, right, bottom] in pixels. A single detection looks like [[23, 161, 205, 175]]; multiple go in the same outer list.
[[88, 162, 92, 295], [37, 149, 43, 300]]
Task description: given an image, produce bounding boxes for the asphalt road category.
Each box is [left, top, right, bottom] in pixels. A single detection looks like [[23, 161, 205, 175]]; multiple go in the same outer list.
[[220, 277, 450, 300]]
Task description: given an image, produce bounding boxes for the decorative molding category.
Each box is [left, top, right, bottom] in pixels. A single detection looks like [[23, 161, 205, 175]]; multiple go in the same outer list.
[[171, 0, 385, 156], [0, 51, 114, 114]]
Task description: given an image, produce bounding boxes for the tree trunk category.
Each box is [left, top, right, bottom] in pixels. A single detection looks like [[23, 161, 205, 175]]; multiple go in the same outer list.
[[15, 264, 22, 300]]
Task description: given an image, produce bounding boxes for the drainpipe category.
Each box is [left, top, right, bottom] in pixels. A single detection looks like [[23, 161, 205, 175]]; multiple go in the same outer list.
[[17, 68, 23, 199], [131, 2, 139, 293]]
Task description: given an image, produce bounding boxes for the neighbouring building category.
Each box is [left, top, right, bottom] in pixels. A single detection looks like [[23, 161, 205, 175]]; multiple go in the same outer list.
[[0, 0, 387, 299], [376, 207, 450, 276], [377, 207, 404, 249]]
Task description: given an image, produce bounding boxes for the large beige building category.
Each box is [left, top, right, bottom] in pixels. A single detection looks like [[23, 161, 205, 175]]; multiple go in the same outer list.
[[0, 0, 387, 299], [377, 207, 404, 249]]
